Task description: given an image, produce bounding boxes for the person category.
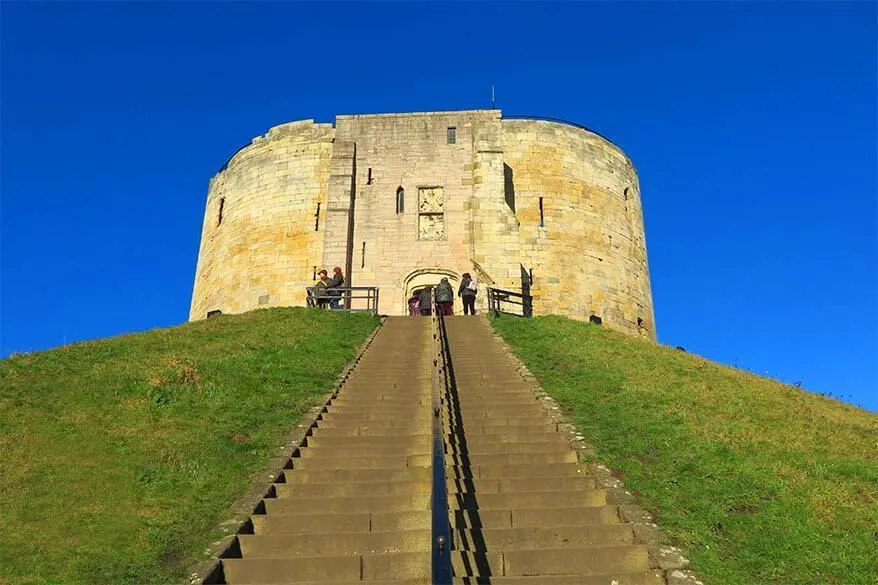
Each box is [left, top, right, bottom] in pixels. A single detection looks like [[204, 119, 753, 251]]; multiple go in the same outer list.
[[435, 277, 454, 316], [314, 269, 330, 309], [418, 286, 433, 316], [326, 266, 345, 309], [407, 293, 420, 317], [458, 272, 477, 315]]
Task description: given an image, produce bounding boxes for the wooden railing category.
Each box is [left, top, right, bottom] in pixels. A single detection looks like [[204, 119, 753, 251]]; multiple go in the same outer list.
[[305, 287, 380, 315], [487, 287, 533, 318]]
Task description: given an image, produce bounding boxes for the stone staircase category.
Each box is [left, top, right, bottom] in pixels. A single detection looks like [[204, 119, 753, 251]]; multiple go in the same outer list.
[[212, 315, 666, 584]]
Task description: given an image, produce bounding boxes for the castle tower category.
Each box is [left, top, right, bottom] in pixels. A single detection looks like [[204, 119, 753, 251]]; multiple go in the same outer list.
[[189, 109, 656, 340]]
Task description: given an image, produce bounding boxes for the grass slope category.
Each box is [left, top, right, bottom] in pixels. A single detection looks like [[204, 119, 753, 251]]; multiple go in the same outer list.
[[491, 315, 877, 585], [0, 308, 378, 585]]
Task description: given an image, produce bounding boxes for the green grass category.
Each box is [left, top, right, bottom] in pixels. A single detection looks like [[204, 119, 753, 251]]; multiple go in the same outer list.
[[491, 315, 878, 585], [0, 308, 378, 585]]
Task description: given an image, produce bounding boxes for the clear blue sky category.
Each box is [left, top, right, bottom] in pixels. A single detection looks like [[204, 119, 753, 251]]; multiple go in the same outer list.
[[2, 2, 876, 411]]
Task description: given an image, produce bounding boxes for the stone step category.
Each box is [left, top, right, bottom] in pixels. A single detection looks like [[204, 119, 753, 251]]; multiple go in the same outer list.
[[326, 403, 424, 413], [452, 525, 634, 551], [447, 423, 559, 434], [331, 393, 428, 403], [452, 505, 619, 529], [282, 467, 430, 484], [224, 545, 647, 581], [221, 552, 429, 583], [446, 442, 573, 455], [447, 476, 598, 493], [253, 511, 431, 534], [291, 454, 430, 470], [264, 493, 430, 515], [499, 545, 650, 577], [450, 572, 665, 584], [446, 452, 578, 466], [306, 434, 430, 448], [275, 480, 430, 498], [445, 418, 559, 428], [310, 426, 429, 438], [298, 445, 430, 458], [446, 432, 569, 444], [466, 462, 587, 479], [450, 489, 607, 510], [237, 530, 431, 557], [318, 412, 431, 422]]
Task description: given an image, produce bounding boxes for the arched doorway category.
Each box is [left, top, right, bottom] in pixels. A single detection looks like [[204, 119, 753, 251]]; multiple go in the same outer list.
[[402, 268, 460, 314]]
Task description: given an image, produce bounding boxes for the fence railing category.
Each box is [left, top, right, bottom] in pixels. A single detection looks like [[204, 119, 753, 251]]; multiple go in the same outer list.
[[430, 292, 453, 583], [305, 287, 380, 314], [486, 287, 533, 318]]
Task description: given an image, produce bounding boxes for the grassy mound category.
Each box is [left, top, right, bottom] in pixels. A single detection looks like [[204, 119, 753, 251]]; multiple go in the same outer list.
[[491, 315, 877, 585], [0, 308, 379, 585]]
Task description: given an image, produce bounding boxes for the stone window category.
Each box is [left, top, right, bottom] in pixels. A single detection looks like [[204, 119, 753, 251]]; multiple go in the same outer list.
[[623, 187, 630, 213], [217, 197, 225, 226], [447, 127, 456, 144], [396, 187, 405, 214], [367, 168, 373, 185], [418, 186, 445, 240], [538, 197, 545, 228]]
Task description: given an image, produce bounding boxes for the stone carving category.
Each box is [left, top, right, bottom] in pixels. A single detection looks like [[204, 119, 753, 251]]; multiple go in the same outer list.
[[418, 187, 445, 240]]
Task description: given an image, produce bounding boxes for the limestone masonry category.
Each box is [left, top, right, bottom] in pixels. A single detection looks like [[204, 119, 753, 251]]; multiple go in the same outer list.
[[189, 109, 656, 339]]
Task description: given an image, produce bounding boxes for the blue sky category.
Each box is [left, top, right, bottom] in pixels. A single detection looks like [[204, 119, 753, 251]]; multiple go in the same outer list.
[[2, 2, 876, 411]]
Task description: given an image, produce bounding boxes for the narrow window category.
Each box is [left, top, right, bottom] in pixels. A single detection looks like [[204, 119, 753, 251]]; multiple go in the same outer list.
[[312, 266, 317, 281], [314, 202, 321, 231], [447, 127, 456, 144], [538, 197, 544, 227], [217, 197, 225, 226], [396, 187, 405, 214], [361, 242, 366, 268], [367, 168, 373, 185], [623, 188, 630, 213]]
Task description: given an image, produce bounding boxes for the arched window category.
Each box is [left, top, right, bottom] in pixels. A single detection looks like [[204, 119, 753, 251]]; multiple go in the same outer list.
[[396, 187, 405, 214]]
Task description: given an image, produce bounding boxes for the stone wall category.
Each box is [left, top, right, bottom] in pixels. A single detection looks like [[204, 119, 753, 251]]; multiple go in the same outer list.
[[502, 119, 655, 338], [334, 110, 506, 315], [189, 120, 335, 320], [189, 110, 656, 340]]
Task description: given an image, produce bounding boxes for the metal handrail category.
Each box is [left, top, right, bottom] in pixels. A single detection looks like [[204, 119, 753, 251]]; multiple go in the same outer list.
[[487, 286, 533, 318], [431, 291, 453, 584], [305, 286, 380, 315]]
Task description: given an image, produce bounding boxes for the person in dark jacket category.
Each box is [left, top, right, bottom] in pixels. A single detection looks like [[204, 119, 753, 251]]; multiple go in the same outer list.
[[418, 287, 433, 316], [458, 272, 477, 315], [435, 277, 455, 315], [326, 266, 345, 309]]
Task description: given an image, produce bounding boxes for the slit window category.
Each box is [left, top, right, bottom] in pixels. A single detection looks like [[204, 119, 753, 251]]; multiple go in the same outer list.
[[361, 242, 366, 268], [447, 127, 456, 144], [314, 202, 321, 231], [217, 197, 225, 226], [396, 187, 405, 214], [367, 168, 373, 185], [538, 197, 544, 227], [623, 187, 630, 213]]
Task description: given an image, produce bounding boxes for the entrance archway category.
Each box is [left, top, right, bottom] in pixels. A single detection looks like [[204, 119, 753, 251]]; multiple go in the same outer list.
[[402, 268, 460, 314]]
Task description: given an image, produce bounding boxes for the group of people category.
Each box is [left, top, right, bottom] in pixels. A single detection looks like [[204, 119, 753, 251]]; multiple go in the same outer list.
[[408, 273, 478, 317], [313, 266, 345, 309]]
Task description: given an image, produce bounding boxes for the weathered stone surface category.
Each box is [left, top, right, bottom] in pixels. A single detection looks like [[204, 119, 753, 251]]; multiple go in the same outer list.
[[190, 109, 656, 340]]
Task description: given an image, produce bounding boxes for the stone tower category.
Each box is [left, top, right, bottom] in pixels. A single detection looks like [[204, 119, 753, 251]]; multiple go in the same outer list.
[[189, 109, 656, 339]]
